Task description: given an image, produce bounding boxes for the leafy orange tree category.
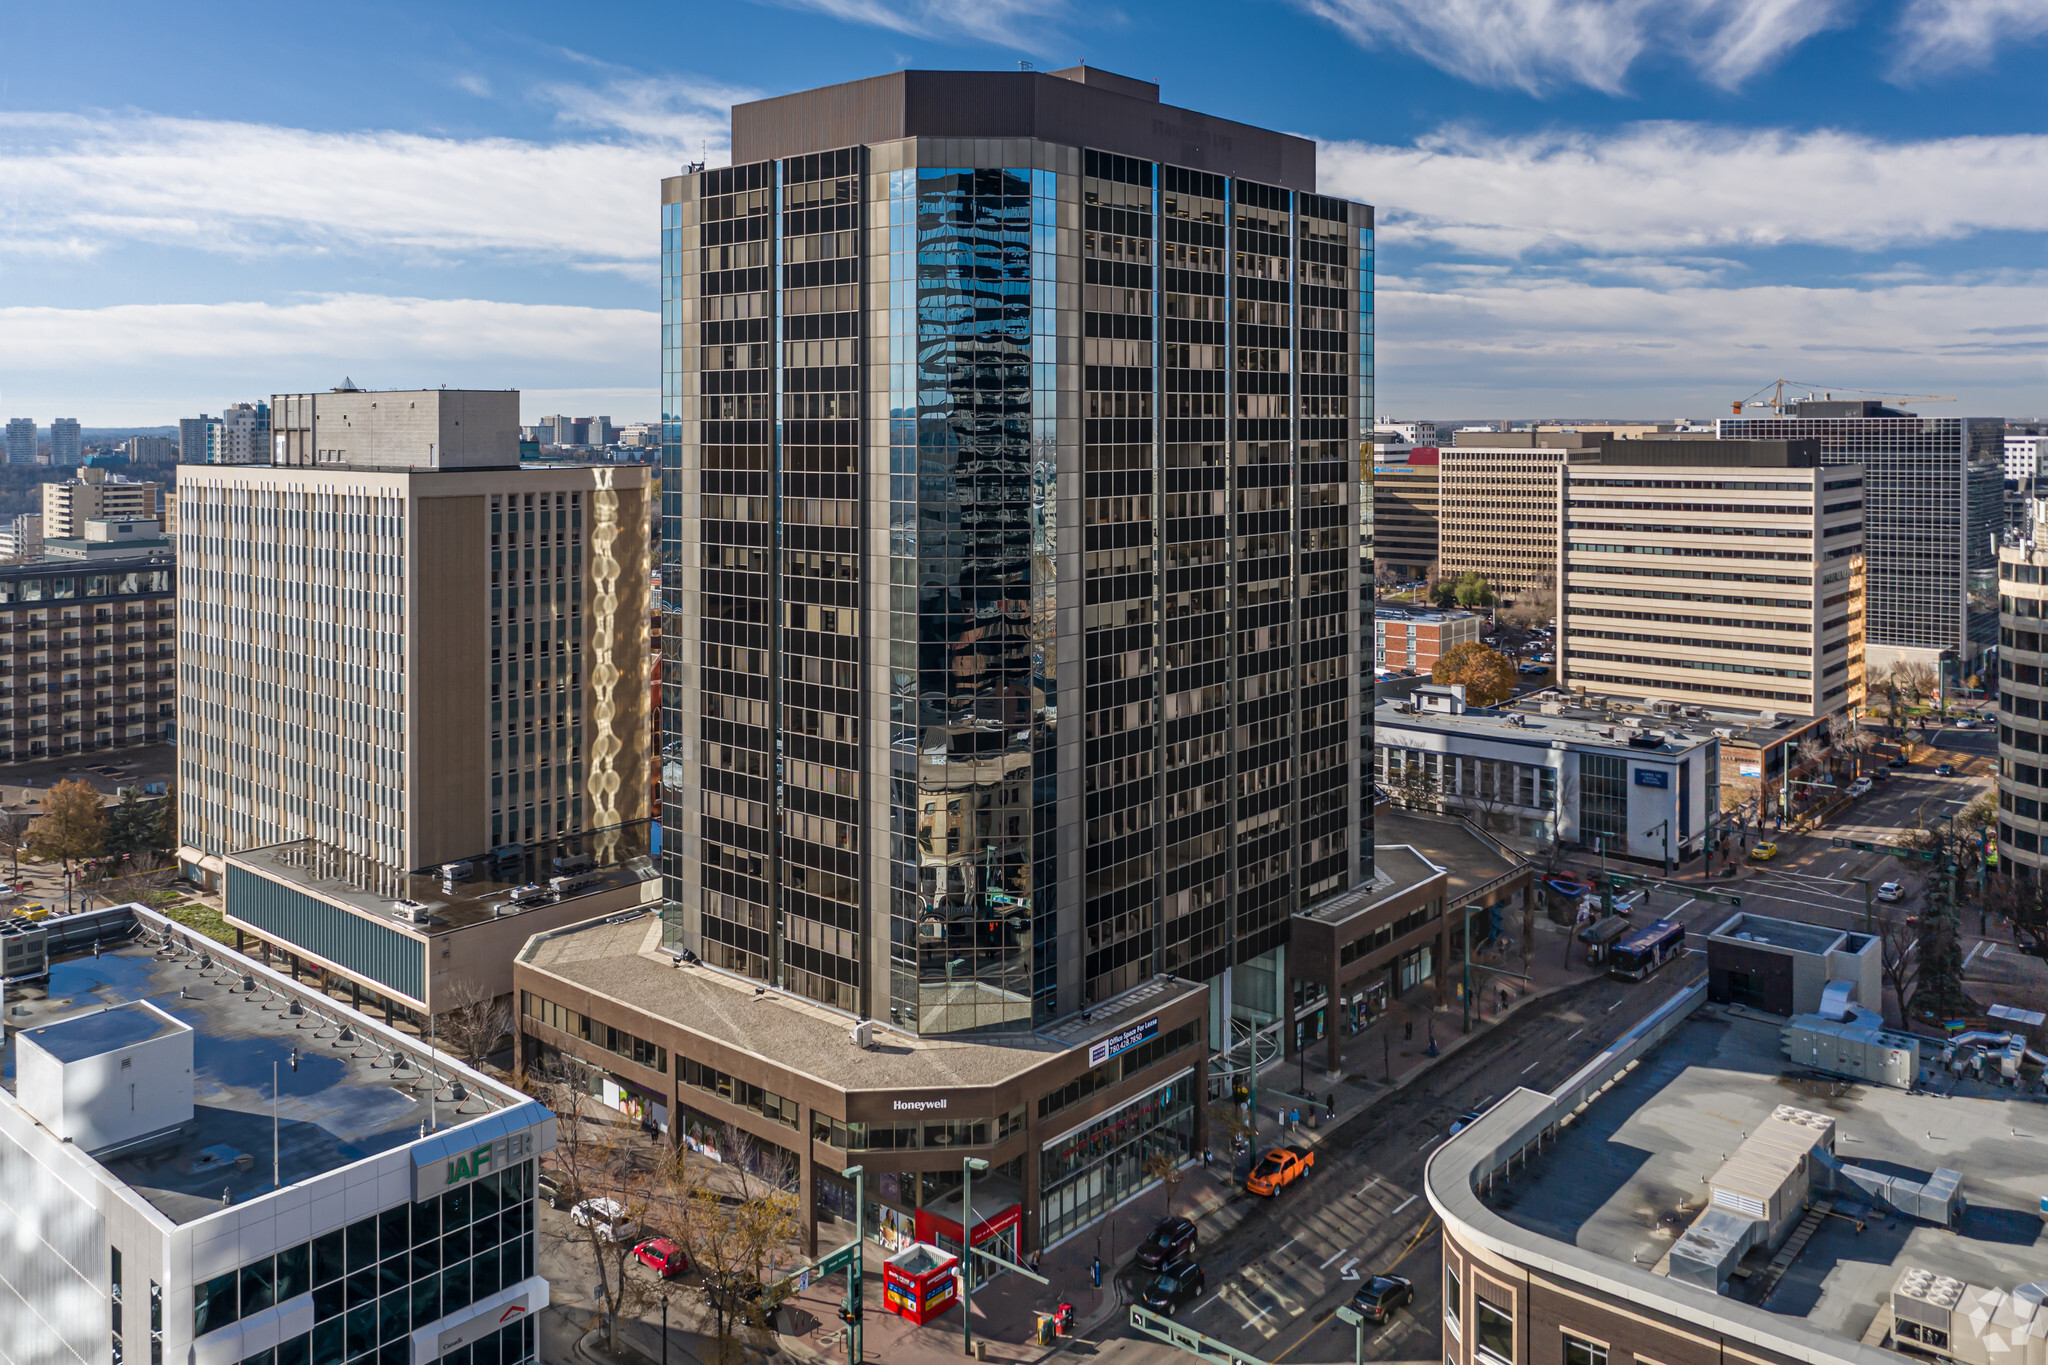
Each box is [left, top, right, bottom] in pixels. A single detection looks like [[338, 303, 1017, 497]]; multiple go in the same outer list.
[[1431, 641, 1516, 707]]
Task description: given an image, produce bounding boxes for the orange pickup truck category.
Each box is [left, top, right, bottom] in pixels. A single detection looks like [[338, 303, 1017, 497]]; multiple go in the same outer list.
[[1245, 1144, 1315, 1197]]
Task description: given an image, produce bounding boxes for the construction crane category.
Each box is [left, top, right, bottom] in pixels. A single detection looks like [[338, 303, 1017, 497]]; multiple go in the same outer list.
[[1730, 380, 1957, 416]]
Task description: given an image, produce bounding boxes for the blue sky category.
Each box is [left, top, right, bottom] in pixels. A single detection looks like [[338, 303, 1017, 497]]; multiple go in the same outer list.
[[0, 0, 2044, 426]]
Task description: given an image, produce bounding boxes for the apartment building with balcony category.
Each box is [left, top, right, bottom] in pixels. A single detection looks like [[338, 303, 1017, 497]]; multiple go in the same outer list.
[[0, 548, 176, 761]]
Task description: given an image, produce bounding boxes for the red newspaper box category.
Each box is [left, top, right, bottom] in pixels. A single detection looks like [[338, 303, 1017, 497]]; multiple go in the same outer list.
[[881, 1242, 959, 1325]]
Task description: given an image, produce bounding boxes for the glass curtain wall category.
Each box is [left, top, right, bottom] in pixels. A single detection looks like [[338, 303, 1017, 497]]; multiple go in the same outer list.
[[884, 164, 1058, 1035]]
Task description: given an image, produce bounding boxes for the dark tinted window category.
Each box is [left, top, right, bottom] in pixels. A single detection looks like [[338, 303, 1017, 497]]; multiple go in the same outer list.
[[240, 1258, 275, 1317], [276, 1244, 310, 1302], [313, 1230, 345, 1286], [193, 1271, 237, 1335], [346, 1218, 378, 1273]]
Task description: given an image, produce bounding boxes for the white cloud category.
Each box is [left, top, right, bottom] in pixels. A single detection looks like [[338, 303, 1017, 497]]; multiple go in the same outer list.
[[1892, 0, 2048, 76], [755, 0, 1074, 49], [0, 295, 656, 425], [1293, 0, 1844, 95], [0, 76, 737, 270], [1379, 272, 2048, 413], [1321, 122, 2048, 256]]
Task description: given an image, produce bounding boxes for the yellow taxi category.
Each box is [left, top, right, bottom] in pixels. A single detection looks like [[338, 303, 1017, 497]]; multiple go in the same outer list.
[[1749, 842, 1779, 862]]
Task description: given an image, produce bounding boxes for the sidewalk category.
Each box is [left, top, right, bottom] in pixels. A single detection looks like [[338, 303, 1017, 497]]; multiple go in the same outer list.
[[763, 916, 1615, 1365]]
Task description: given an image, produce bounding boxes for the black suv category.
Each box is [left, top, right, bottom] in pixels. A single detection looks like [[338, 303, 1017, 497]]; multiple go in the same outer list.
[[1135, 1216, 1198, 1270], [1350, 1274, 1414, 1322], [1140, 1254, 1206, 1317]]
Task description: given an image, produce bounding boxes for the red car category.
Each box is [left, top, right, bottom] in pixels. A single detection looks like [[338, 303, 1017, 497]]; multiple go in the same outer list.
[[634, 1238, 689, 1278]]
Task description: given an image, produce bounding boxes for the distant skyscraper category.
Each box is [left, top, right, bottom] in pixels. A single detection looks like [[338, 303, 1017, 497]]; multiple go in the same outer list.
[[212, 401, 270, 463], [48, 418, 82, 466], [4, 418, 35, 466], [1724, 401, 2003, 670], [178, 415, 209, 463]]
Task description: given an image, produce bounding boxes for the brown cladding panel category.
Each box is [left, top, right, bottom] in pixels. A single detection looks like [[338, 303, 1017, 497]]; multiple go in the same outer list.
[[732, 70, 1317, 191]]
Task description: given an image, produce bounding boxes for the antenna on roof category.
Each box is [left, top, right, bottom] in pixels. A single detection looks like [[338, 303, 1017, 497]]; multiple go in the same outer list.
[[1018, 60, 1034, 70]]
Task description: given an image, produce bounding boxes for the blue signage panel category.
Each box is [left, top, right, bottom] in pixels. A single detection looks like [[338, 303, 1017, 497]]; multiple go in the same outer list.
[[1634, 769, 1670, 788]]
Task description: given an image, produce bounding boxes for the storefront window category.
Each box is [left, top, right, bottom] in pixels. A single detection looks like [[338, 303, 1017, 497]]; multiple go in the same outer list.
[[1037, 1072, 1194, 1246]]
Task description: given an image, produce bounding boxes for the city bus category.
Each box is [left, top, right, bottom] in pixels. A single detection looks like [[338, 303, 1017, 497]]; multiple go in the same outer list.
[[1609, 918, 1685, 981]]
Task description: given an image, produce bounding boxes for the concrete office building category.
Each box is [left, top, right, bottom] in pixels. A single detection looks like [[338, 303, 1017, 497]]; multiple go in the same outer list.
[[6, 417, 37, 466], [1375, 602, 1480, 675], [1428, 985, 2048, 1365], [524, 65, 1373, 1258], [1375, 685, 1718, 859], [212, 402, 271, 465], [123, 435, 178, 465], [1995, 500, 2048, 880], [1724, 401, 2003, 672], [44, 467, 164, 540], [1438, 430, 1603, 601], [1376, 420, 1437, 446], [1374, 445, 1438, 582], [50, 417, 83, 466], [2003, 431, 2042, 485], [1555, 438, 1867, 718], [175, 389, 655, 1018], [0, 547, 175, 761], [0, 902, 553, 1365]]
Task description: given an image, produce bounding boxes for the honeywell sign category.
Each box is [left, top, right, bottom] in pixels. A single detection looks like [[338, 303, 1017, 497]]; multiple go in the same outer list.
[[893, 1098, 949, 1112]]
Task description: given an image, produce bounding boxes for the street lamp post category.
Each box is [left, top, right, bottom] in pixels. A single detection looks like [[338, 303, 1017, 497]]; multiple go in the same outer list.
[[844, 1165, 865, 1365], [961, 1157, 990, 1358], [1645, 820, 1670, 877]]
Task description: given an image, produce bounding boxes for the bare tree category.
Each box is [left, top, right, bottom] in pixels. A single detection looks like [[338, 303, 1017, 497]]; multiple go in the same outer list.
[[669, 1126, 803, 1363], [435, 975, 514, 1070], [1381, 749, 1443, 815], [1497, 584, 1556, 632], [527, 1057, 664, 1356], [1145, 1149, 1188, 1217], [0, 808, 32, 884], [1874, 901, 1921, 1027]]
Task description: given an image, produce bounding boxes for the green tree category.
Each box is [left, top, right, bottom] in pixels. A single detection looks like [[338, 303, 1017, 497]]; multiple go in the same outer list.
[[1430, 579, 1458, 608], [105, 790, 165, 859], [1432, 641, 1517, 707], [27, 779, 106, 881], [1452, 572, 1495, 608]]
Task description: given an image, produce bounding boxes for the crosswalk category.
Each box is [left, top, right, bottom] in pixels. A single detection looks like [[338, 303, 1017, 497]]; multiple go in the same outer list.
[[1192, 1173, 1426, 1340]]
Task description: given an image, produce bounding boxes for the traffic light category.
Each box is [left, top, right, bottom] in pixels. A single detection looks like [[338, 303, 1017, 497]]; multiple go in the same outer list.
[[839, 1305, 862, 1324]]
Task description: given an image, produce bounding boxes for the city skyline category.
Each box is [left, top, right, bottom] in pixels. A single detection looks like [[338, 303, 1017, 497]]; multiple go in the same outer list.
[[0, 1, 2043, 423]]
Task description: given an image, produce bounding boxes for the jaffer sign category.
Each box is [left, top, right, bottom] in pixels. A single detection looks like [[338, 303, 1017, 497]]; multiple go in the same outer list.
[[414, 1127, 540, 1200]]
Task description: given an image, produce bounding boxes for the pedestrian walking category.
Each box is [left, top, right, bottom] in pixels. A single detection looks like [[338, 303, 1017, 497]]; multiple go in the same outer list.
[[1325, 1091, 1336, 1119]]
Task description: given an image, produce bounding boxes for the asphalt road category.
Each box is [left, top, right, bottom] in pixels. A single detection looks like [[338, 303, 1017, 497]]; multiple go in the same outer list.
[[1100, 713, 2017, 1365]]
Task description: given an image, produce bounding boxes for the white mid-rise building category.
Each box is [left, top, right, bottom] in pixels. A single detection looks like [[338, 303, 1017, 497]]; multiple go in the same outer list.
[[2007, 432, 2044, 486], [0, 902, 553, 1365]]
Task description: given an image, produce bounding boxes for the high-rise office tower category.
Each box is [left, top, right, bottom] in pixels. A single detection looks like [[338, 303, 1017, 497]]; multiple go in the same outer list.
[[178, 415, 209, 463], [5, 418, 36, 466], [1435, 429, 1604, 600], [176, 388, 653, 877], [659, 66, 1373, 1036], [48, 417, 82, 465], [1724, 401, 2003, 671]]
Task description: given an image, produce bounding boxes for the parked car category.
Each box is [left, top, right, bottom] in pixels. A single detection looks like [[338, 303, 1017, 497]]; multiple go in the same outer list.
[[1750, 842, 1779, 862], [1873, 767, 1891, 782], [1935, 763, 1955, 776], [1140, 1255, 1207, 1317], [571, 1198, 640, 1243], [1245, 1145, 1315, 1197], [634, 1237, 689, 1278], [1136, 1216, 1198, 1270], [1888, 756, 1908, 769], [537, 1172, 566, 1209], [1846, 778, 1873, 797], [1877, 881, 1904, 902], [1449, 1109, 1485, 1137], [1349, 1274, 1415, 1323]]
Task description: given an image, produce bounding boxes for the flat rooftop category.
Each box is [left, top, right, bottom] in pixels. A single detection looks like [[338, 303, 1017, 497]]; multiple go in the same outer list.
[[520, 911, 1204, 1093], [232, 836, 658, 934], [1511, 690, 1822, 748], [1710, 913, 1848, 956], [1, 907, 527, 1224], [19, 998, 185, 1061], [1485, 1011, 2048, 1343], [1297, 812, 1526, 924], [1378, 696, 1715, 756]]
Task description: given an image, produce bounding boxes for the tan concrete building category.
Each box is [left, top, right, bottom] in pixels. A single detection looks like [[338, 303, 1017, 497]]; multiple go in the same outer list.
[[1437, 431, 1604, 600], [1374, 445, 1439, 582], [1556, 438, 1866, 718], [41, 466, 162, 539], [176, 388, 653, 885]]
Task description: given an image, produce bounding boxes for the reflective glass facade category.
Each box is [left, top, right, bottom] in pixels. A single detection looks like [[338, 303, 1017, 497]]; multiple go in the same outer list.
[[661, 98, 1373, 1043]]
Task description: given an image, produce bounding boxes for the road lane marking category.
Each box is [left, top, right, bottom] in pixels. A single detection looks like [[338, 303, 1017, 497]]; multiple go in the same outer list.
[[1274, 1235, 1298, 1258], [1320, 1247, 1350, 1268], [1669, 897, 1696, 915], [1417, 1133, 1443, 1153], [1339, 1257, 1361, 1281], [1987, 944, 1999, 959], [1391, 1194, 1418, 1216], [1243, 1301, 1275, 1327], [1964, 942, 1985, 967], [1567, 1027, 1585, 1040], [1607, 1000, 1623, 1012], [1521, 1059, 1542, 1074], [1356, 1176, 1381, 1198]]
